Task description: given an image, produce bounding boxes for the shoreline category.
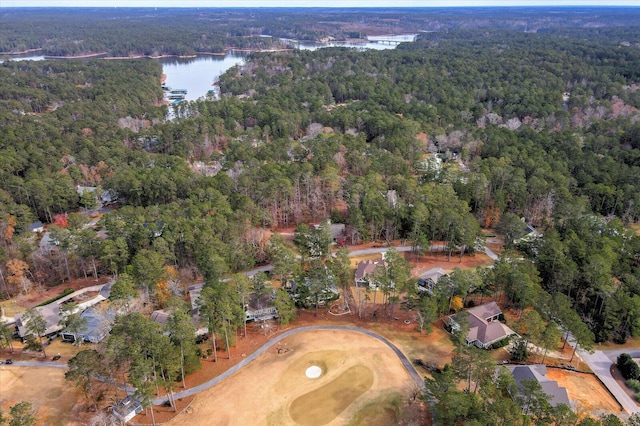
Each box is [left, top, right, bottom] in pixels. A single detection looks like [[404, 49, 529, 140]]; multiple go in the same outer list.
[[0, 48, 43, 55], [26, 49, 286, 59], [43, 52, 108, 59], [2, 51, 223, 60]]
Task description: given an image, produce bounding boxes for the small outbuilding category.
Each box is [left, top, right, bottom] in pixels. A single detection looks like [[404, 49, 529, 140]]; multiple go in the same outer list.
[[28, 221, 44, 233], [112, 395, 143, 422]]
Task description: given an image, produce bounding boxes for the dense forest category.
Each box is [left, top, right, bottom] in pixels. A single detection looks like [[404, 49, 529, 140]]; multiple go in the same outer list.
[[1, 7, 640, 56], [1, 7, 640, 425]]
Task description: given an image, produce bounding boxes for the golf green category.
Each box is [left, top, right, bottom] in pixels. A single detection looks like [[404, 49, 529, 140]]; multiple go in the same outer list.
[[289, 365, 374, 425]]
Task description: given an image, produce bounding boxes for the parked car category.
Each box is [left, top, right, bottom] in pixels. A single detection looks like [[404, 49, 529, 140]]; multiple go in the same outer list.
[[5, 359, 13, 364]]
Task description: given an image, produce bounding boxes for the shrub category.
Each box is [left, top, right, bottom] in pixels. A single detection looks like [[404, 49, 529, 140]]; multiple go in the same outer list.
[[490, 336, 511, 349], [510, 338, 528, 362], [36, 288, 75, 307], [626, 379, 640, 392], [636, 392, 640, 402], [618, 353, 640, 380]]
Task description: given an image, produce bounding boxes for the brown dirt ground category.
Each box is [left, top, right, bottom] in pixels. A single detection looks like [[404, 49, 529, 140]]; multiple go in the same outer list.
[[546, 368, 623, 415], [0, 366, 82, 426], [163, 329, 415, 426]]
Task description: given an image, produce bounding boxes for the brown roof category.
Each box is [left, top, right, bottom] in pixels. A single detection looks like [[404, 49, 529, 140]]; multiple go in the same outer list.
[[354, 259, 386, 282], [468, 316, 514, 346], [150, 309, 170, 326], [467, 301, 503, 321], [452, 302, 515, 347]]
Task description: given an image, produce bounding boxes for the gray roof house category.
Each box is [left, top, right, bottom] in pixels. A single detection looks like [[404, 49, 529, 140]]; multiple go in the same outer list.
[[448, 302, 516, 349], [61, 305, 116, 344], [508, 365, 572, 408], [16, 283, 110, 339], [150, 309, 171, 326], [417, 267, 447, 293], [112, 396, 143, 422], [28, 221, 44, 233]]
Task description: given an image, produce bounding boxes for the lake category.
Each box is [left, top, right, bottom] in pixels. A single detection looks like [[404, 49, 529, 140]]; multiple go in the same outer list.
[[3, 34, 418, 102], [160, 52, 248, 102], [162, 34, 417, 101]]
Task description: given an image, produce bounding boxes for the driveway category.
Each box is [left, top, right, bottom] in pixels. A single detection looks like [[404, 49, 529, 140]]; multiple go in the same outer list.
[[579, 348, 640, 414], [4, 360, 68, 369]]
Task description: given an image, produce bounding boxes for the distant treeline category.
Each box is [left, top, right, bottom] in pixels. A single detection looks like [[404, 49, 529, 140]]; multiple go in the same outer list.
[[1, 7, 639, 57]]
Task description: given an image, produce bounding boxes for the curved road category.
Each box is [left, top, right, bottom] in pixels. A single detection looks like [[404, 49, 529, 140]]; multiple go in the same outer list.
[[6, 326, 425, 406], [10, 243, 494, 406], [152, 325, 425, 405]]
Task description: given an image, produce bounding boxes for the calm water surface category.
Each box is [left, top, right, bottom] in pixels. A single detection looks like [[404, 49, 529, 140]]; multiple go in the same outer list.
[[163, 34, 417, 100], [4, 34, 417, 101], [160, 52, 247, 102]]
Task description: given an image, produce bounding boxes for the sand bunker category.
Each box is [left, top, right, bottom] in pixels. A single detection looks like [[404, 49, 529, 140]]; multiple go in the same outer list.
[[305, 365, 322, 378]]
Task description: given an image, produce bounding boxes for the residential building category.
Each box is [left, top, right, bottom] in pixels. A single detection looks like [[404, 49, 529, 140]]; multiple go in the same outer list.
[[112, 396, 143, 422], [354, 259, 387, 288], [447, 301, 516, 348], [417, 267, 447, 293], [508, 365, 572, 408]]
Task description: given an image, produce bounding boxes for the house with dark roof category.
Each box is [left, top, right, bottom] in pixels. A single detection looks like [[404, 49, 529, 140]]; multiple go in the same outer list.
[[61, 305, 116, 344], [447, 301, 516, 349], [28, 221, 44, 233], [508, 365, 572, 408], [417, 267, 447, 293], [354, 259, 387, 288], [313, 222, 346, 243]]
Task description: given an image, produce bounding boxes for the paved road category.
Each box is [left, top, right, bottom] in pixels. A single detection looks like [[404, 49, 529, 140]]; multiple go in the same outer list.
[[578, 348, 640, 414], [4, 360, 68, 369], [187, 243, 497, 295], [152, 325, 425, 405], [348, 244, 498, 261], [5, 326, 425, 407]]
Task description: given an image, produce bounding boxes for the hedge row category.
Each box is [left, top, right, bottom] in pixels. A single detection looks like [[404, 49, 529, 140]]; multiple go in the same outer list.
[[35, 288, 75, 307]]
